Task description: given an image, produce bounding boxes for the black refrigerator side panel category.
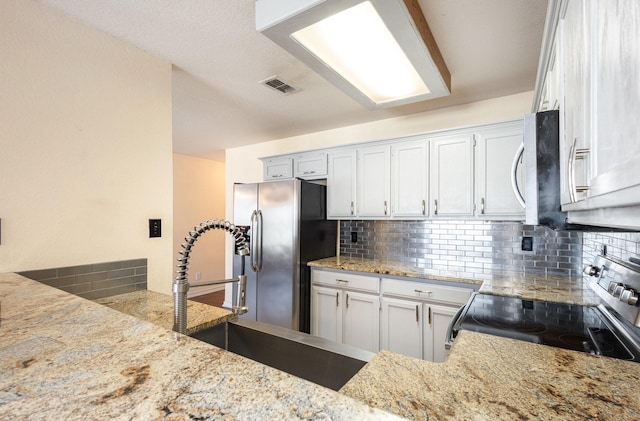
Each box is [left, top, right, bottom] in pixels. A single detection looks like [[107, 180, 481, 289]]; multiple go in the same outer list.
[[233, 183, 258, 322], [298, 181, 337, 333]]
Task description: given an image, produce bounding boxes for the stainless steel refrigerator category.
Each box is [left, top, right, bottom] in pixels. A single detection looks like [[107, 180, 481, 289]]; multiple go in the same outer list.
[[232, 179, 336, 333]]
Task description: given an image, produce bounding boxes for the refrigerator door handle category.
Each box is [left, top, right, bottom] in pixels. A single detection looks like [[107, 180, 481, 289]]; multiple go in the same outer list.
[[250, 210, 259, 272], [256, 210, 264, 272]]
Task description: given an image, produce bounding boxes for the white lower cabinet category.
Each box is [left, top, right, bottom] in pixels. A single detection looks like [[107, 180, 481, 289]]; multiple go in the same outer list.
[[311, 269, 475, 361], [381, 297, 423, 359], [311, 285, 342, 343], [342, 290, 380, 352], [425, 304, 460, 363], [310, 270, 380, 353], [380, 278, 474, 363]]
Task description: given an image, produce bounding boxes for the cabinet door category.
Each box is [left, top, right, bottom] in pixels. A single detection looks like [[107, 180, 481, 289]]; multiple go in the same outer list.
[[560, 0, 591, 205], [263, 158, 293, 180], [311, 286, 341, 343], [475, 125, 525, 219], [327, 150, 357, 219], [343, 291, 380, 353], [424, 304, 459, 363], [430, 135, 475, 217], [391, 140, 429, 217], [357, 145, 390, 217], [294, 153, 327, 179], [587, 0, 640, 207], [380, 297, 423, 359]]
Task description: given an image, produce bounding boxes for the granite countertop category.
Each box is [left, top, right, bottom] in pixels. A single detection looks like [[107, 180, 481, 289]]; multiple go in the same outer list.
[[95, 290, 234, 335], [309, 256, 601, 306], [313, 256, 640, 419], [341, 332, 640, 420], [5, 260, 637, 420], [0, 273, 400, 420]]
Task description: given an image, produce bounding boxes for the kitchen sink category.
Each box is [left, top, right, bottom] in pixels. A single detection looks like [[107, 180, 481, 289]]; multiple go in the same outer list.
[[190, 319, 374, 391]]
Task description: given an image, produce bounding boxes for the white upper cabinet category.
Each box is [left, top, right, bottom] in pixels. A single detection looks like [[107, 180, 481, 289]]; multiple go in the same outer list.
[[293, 152, 327, 179], [283, 119, 524, 222], [357, 145, 391, 217], [327, 150, 357, 218], [263, 157, 293, 180], [586, 0, 640, 209], [262, 152, 326, 180], [474, 124, 525, 218], [429, 134, 475, 217], [559, 0, 592, 205], [391, 140, 429, 218], [536, 0, 640, 228]]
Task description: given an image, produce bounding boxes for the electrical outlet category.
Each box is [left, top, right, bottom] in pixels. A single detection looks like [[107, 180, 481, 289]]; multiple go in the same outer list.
[[195, 272, 201, 281], [521, 236, 533, 251], [351, 231, 358, 243], [149, 219, 162, 238]]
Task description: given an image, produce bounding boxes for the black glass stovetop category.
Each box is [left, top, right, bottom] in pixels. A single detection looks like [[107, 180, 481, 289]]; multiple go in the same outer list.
[[455, 294, 638, 362]]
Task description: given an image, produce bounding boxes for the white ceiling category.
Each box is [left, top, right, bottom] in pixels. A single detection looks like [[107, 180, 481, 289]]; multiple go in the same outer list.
[[37, 0, 548, 161]]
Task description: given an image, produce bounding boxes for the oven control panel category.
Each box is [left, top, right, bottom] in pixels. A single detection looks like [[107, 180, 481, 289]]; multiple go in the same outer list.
[[584, 255, 640, 327]]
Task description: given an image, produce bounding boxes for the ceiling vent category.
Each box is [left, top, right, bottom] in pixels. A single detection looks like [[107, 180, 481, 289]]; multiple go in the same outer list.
[[259, 76, 300, 95]]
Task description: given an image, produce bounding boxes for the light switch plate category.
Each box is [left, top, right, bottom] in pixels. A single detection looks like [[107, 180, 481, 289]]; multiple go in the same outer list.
[[149, 219, 161, 238]]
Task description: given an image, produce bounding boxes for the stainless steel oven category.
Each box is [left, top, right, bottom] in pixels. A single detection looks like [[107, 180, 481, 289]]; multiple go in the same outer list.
[[446, 254, 640, 362]]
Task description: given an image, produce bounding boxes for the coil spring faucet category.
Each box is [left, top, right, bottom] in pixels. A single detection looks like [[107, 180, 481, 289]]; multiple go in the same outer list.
[[173, 218, 250, 335]]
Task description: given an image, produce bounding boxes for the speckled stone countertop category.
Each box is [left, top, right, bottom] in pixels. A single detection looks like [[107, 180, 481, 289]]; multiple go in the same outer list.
[[309, 256, 600, 306], [95, 290, 234, 335], [312, 257, 640, 419], [0, 273, 400, 420], [341, 332, 640, 420]]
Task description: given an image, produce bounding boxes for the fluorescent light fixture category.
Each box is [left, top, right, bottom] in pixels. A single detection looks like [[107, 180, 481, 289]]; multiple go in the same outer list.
[[256, 0, 451, 109]]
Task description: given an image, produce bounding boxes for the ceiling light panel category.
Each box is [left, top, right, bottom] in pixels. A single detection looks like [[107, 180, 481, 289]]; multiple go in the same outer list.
[[256, 0, 450, 109]]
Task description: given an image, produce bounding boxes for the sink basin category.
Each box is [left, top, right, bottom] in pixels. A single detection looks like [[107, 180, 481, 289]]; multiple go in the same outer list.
[[190, 319, 374, 391]]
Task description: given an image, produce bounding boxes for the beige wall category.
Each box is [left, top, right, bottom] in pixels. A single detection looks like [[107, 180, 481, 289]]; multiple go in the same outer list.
[[173, 154, 226, 296], [0, 0, 174, 293], [224, 91, 534, 277]]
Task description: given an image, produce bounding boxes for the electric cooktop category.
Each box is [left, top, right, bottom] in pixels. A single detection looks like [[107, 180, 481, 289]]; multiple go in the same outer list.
[[455, 293, 639, 361]]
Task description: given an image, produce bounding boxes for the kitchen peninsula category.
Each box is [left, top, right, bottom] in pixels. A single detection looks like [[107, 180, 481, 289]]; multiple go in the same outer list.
[[0, 273, 397, 420], [2, 270, 640, 420]]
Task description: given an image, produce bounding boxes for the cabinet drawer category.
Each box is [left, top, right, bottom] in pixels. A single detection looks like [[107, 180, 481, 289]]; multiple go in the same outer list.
[[382, 278, 472, 305], [312, 270, 380, 293]]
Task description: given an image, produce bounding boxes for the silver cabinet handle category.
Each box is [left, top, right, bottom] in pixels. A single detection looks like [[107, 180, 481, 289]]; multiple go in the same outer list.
[[415, 305, 419, 322], [511, 143, 525, 208], [568, 138, 577, 203], [336, 292, 339, 307], [422, 199, 426, 215], [415, 289, 432, 296], [336, 279, 349, 284], [574, 147, 590, 193], [428, 307, 432, 325], [302, 170, 316, 175], [350, 201, 354, 216], [384, 200, 388, 215], [434, 199, 438, 215], [568, 138, 590, 202], [480, 197, 485, 214], [346, 293, 350, 309]]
